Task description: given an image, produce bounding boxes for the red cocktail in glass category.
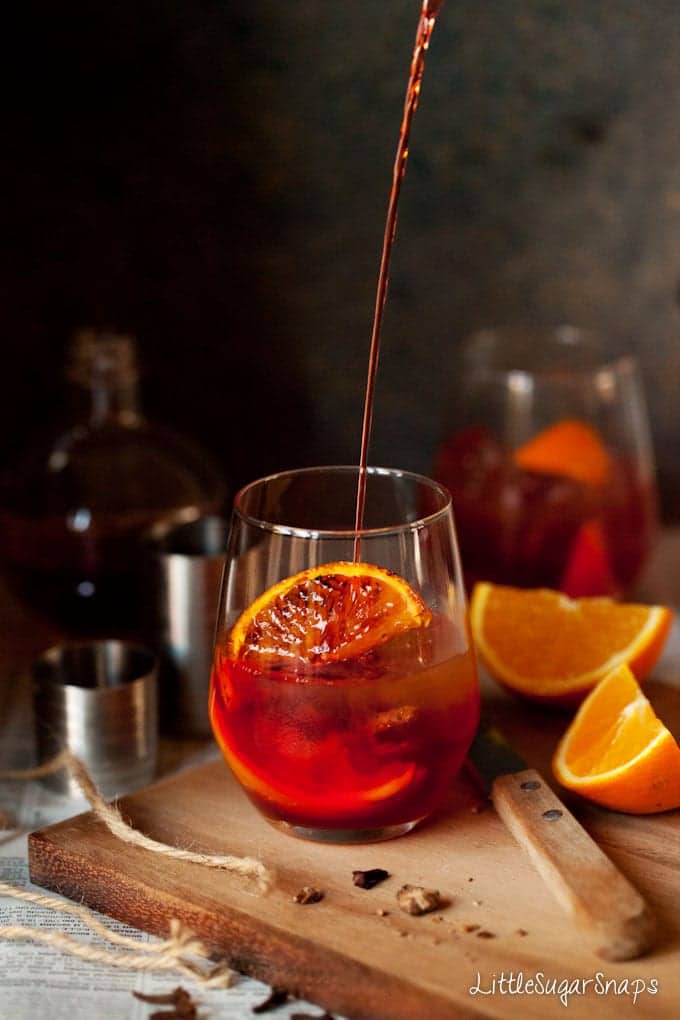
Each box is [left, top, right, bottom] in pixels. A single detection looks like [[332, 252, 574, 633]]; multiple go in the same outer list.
[[209, 467, 480, 842]]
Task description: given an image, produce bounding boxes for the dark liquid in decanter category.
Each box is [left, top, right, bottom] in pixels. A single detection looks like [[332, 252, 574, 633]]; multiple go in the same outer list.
[[0, 330, 227, 636]]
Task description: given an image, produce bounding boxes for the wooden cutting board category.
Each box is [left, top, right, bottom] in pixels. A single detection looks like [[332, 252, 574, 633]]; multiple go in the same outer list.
[[27, 672, 680, 1020]]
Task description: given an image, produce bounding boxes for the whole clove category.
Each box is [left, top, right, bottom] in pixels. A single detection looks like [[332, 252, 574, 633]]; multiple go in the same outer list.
[[148, 1012, 194, 1020], [290, 1013, 336, 1020], [252, 986, 289, 1013], [352, 868, 389, 890], [132, 987, 196, 1019]]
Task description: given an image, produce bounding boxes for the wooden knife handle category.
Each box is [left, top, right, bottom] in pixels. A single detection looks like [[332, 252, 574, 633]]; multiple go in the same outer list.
[[491, 768, 656, 961]]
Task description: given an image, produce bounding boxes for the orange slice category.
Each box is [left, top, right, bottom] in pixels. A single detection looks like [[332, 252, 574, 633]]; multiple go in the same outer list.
[[514, 419, 611, 485], [229, 561, 431, 664], [225, 743, 419, 816], [470, 582, 672, 705], [553, 663, 680, 813], [559, 519, 619, 598]]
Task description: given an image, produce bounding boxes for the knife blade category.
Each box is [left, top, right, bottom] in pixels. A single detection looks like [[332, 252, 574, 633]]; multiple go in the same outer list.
[[467, 725, 656, 961]]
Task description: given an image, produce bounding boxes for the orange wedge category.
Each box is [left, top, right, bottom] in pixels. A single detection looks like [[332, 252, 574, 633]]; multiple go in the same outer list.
[[229, 561, 431, 665], [470, 582, 672, 705], [514, 418, 611, 485], [553, 663, 680, 813]]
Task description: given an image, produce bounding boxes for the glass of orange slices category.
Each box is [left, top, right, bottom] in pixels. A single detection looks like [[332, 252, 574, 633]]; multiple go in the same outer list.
[[434, 326, 658, 598], [209, 466, 480, 842]]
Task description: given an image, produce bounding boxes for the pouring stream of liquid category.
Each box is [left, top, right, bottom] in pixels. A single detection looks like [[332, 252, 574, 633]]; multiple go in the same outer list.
[[353, 0, 444, 560]]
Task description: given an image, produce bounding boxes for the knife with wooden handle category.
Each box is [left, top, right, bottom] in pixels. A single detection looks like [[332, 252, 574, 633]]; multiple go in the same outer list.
[[468, 725, 657, 961]]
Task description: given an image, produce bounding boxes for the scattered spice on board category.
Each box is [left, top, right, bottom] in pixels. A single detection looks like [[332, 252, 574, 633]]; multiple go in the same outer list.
[[252, 987, 289, 1013], [463, 923, 480, 933], [396, 885, 445, 916], [476, 930, 496, 939], [516, 928, 529, 937], [352, 868, 389, 889], [293, 886, 324, 905]]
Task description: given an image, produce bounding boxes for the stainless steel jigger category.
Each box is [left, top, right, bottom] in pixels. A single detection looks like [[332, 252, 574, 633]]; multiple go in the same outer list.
[[143, 515, 227, 737], [32, 641, 158, 799]]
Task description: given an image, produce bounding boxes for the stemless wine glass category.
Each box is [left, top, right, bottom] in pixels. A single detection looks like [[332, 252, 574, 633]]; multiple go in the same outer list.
[[434, 326, 659, 597], [209, 465, 480, 843]]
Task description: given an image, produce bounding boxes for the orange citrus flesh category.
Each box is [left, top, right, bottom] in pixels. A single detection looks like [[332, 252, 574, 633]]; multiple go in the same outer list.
[[470, 582, 672, 705], [229, 561, 431, 665], [513, 418, 611, 486], [553, 663, 680, 813]]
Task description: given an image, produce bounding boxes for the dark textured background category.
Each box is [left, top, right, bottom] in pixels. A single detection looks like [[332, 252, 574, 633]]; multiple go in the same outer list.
[[2, 2, 680, 514]]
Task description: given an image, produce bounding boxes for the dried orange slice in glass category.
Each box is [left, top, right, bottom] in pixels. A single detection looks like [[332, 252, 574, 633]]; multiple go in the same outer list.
[[470, 582, 672, 705], [513, 418, 611, 485], [553, 663, 680, 813], [229, 561, 431, 664]]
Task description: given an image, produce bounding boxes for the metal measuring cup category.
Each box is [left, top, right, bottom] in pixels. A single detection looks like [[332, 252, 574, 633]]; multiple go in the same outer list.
[[32, 640, 158, 799]]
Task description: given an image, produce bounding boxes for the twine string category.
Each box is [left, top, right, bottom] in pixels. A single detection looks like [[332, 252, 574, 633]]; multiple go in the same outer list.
[[0, 920, 235, 987], [0, 750, 276, 986], [0, 881, 204, 955], [0, 750, 273, 891]]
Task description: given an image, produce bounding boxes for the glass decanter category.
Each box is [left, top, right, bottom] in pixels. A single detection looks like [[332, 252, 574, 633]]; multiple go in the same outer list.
[[0, 329, 227, 636]]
